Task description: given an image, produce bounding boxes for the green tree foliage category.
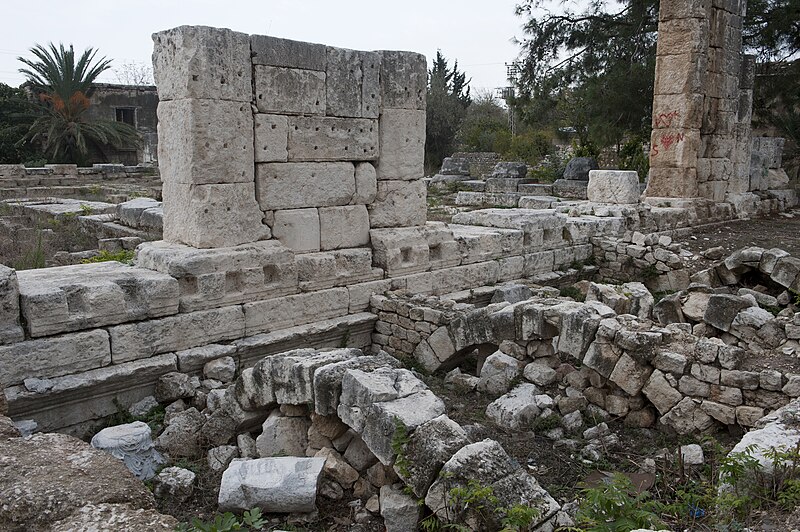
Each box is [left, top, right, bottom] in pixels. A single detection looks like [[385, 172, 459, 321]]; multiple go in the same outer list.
[[456, 90, 510, 153], [425, 51, 472, 173], [513, 0, 800, 153], [0, 83, 43, 164], [513, 0, 658, 151], [18, 43, 139, 165]]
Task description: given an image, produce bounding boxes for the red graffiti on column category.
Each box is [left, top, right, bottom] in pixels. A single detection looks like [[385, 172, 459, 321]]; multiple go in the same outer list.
[[654, 110, 680, 128]]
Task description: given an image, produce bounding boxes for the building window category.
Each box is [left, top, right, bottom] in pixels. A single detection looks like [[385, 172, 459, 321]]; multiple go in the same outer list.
[[115, 108, 136, 126]]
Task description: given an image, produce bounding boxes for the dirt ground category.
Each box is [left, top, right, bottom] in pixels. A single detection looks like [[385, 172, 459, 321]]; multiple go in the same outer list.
[[684, 208, 800, 264]]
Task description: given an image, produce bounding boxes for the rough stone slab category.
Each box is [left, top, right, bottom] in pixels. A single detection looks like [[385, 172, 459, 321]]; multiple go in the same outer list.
[[16, 262, 179, 337], [425, 439, 559, 529], [396, 414, 469, 498], [218, 457, 325, 512], [243, 288, 350, 336], [162, 181, 269, 249], [377, 51, 426, 110], [312, 352, 401, 416], [318, 205, 371, 251], [368, 180, 426, 228], [376, 109, 425, 180], [152, 26, 252, 101], [272, 208, 321, 252], [109, 306, 245, 363], [157, 99, 254, 185], [135, 240, 298, 312], [0, 265, 23, 345], [326, 47, 363, 118], [176, 344, 238, 374], [6, 354, 177, 433], [254, 65, 325, 115], [0, 329, 111, 387], [296, 248, 382, 291], [587, 170, 641, 204], [256, 348, 358, 405], [250, 35, 327, 70], [486, 383, 542, 430], [254, 114, 289, 163], [771, 257, 800, 291], [287, 116, 378, 161], [117, 198, 161, 228], [256, 162, 356, 210]]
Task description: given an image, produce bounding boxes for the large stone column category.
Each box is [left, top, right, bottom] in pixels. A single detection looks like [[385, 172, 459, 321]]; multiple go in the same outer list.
[[645, 0, 749, 202]]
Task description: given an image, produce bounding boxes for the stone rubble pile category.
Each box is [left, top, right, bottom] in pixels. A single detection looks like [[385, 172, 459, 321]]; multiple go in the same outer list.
[[87, 347, 560, 530]]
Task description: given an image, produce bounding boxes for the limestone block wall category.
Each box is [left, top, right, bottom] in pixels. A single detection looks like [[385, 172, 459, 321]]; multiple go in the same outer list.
[[152, 26, 427, 252]]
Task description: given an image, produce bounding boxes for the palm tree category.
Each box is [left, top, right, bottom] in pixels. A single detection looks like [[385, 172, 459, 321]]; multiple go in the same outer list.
[[17, 43, 139, 164]]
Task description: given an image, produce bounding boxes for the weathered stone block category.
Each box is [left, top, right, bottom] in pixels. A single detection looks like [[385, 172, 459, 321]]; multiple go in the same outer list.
[[378, 51, 426, 110], [254, 114, 288, 163], [587, 170, 641, 204], [370, 226, 430, 275], [361, 52, 381, 118], [325, 47, 362, 117], [157, 99, 254, 185], [272, 208, 321, 252], [287, 116, 378, 161], [654, 53, 708, 96], [256, 162, 356, 210], [295, 249, 382, 291], [0, 329, 110, 387], [0, 266, 23, 345], [254, 65, 325, 115], [218, 457, 325, 513], [377, 109, 425, 180], [652, 93, 705, 131], [450, 224, 524, 265], [17, 262, 179, 337], [135, 240, 298, 312], [108, 306, 245, 363], [645, 167, 700, 198], [152, 26, 252, 101], [659, 0, 711, 20], [368, 180, 426, 228], [656, 17, 710, 56], [353, 162, 377, 204], [251, 35, 326, 70], [318, 205, 371, 250], [162, 181, 269, 249], [243, 288, 350, 336]]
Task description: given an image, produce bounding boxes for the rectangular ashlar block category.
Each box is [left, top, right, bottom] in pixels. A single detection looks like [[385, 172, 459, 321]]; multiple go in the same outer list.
[[319, 205, 371, 250], [649, 128, 701, 168], [243, 288, 351, 336], [326, 47, 363, 117], [16, 262, 180, 337], [449, 224, 525, 265], [256, 162, 356, 210], [0, 329, 110, 387], [254, 65, 326, 115], [368, 180, 426, 228], [287, 116, 378, 161], [272, 208, 321, 252], [136, 240, 299, 312], [152, 26, 252, 102], [451, 209, 567, 251], [378, 50, 426, 110], [162, 181, 270, 249], [157, 99, 254, 185], [370, 226, 430, 276], [656, 18, 710, 56], [254, 114, 289, 163], [250, 35, 327, 71], [296, 248, 383, 291], [654, 53, 708, 96], [361, 52, 381, 118], [0, 265, 24, 345], [108, 306, 245, 363], [377, 109, 425, 180], [423, 222, 461, 271]]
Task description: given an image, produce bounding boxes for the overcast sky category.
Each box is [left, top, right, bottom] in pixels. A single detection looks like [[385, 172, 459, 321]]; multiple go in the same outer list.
[[1, 0, 533, 95]]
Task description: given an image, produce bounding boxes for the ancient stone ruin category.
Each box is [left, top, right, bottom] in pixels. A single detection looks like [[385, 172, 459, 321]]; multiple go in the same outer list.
[[1, 0, 800, 528]]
